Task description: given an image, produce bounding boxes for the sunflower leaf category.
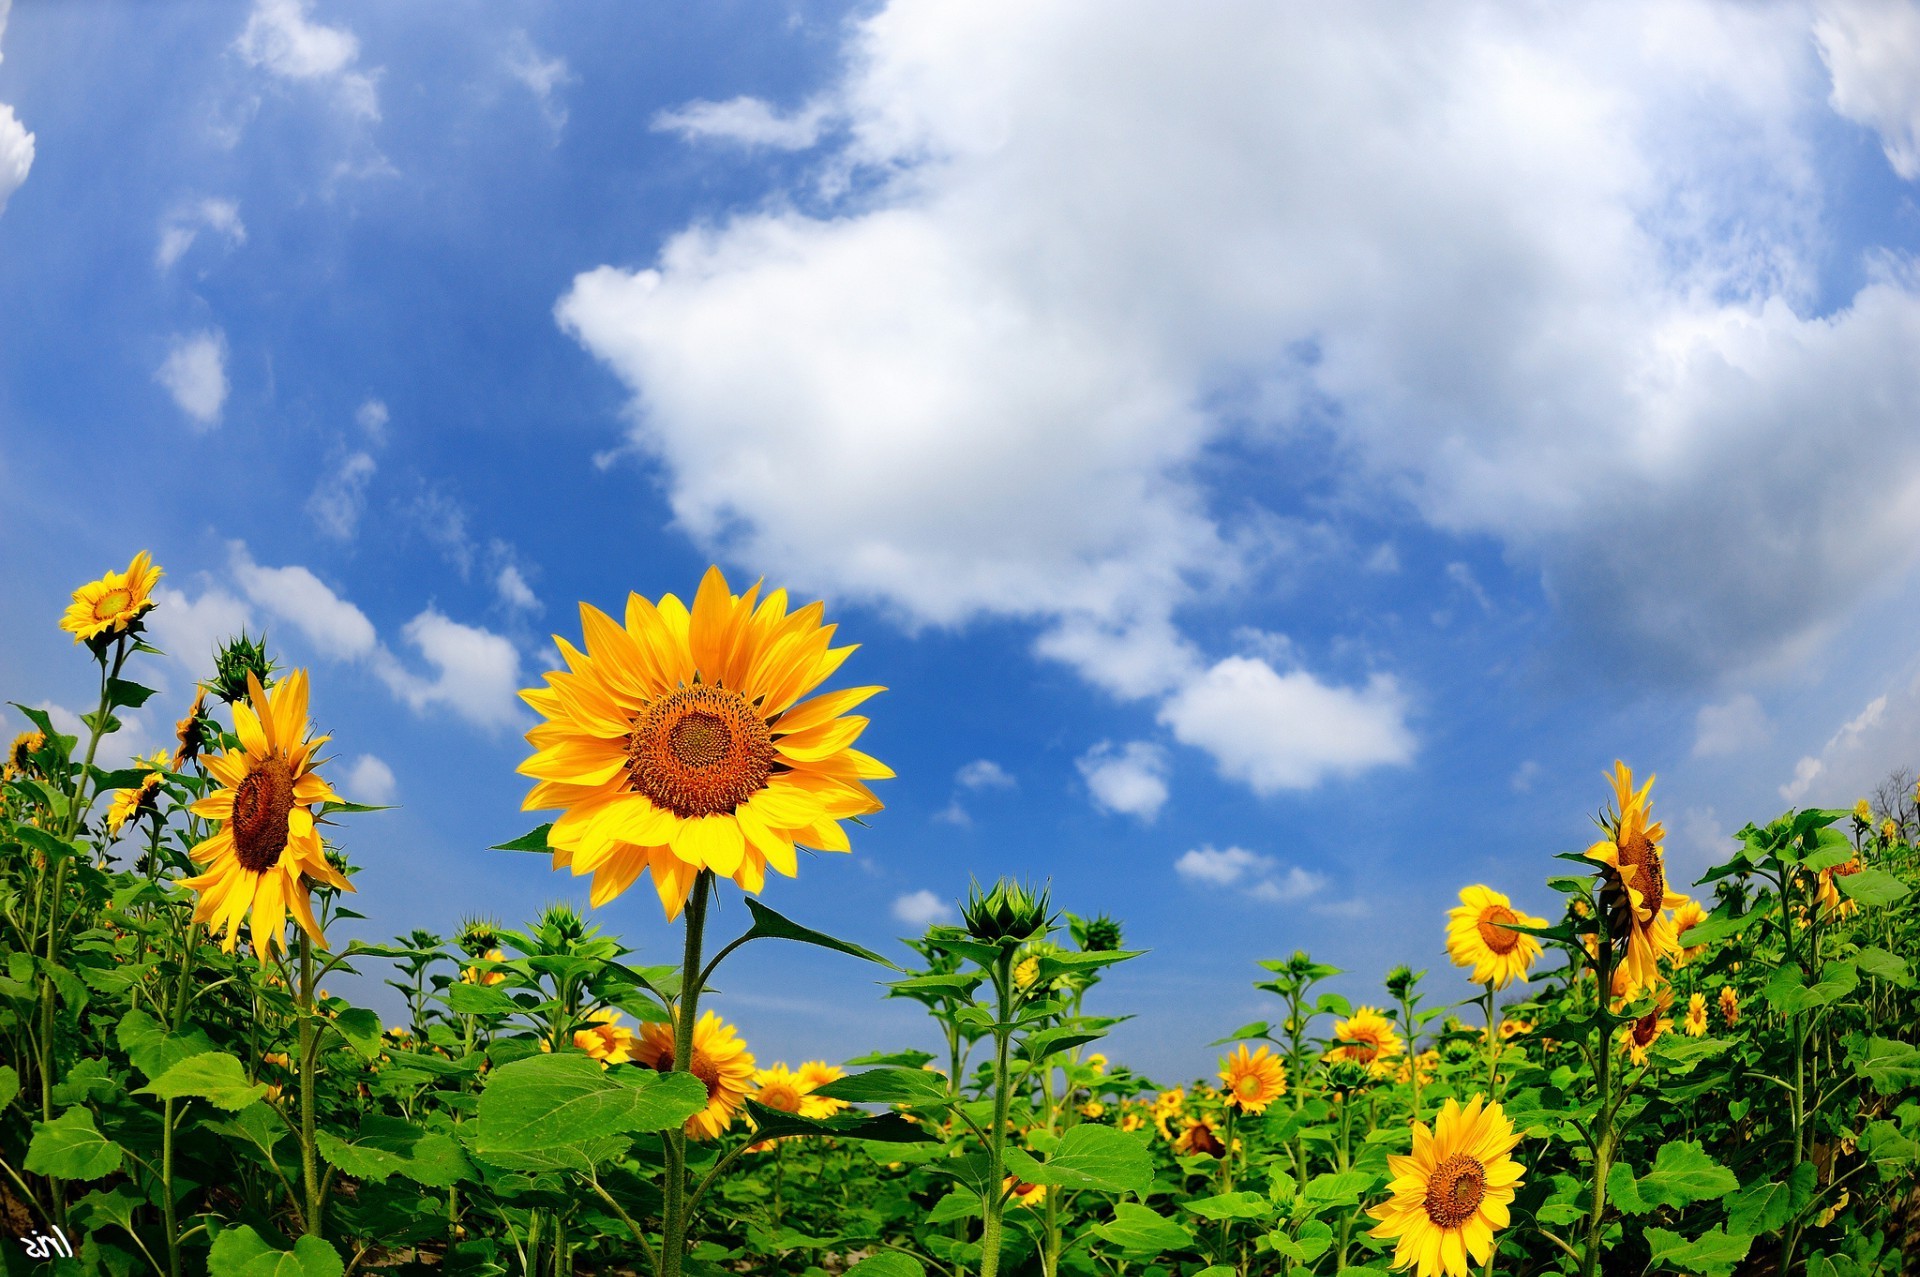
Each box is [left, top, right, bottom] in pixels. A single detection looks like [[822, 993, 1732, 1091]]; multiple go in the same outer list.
[[1181, 1191, 1273, 1221], [731, 897, 900, 970], [467, 1053, 707, 1166], [741, 1100, 932, 1144], [815, 1067, 952, 1108], [843, 1256, 925, 1277], [1836, 868, 1910, 907], [1627, 1140, 1738, 1209], [1094, 1202, 1194, 1254], [24, 1107, 125, 1181], [1726, 1160, 1815, 1235], [1643, 1225, 1753, 1277], [1004, 1125, 1151, 1194], [489, 823, 554, 853], [138, 1052, 269, 1112], [206, 1226, 344, 1277]]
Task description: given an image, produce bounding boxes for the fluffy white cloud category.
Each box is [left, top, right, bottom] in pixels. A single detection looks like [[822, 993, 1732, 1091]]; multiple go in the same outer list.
[[1693, 692, 1772, 758], [147, 584, 254, 679], [1076, 740, 1170, 820], [506, 30, 574, 135], [230, 543, 376, 660], [156, 198, 246, 271], [956, 759, 1015, 790], [561, 0, 1920, 721], [1814, 0, 1920, 179], [1174, 844, 1326, 903], [375, 609, 523, 731], [156, 331, 229, 430], [0, 1, 31, 217], [1779, 665, 1920, 804], [355, 398, 389, 443], [652, 96, 830, 150], [892, 888, 953, 926], [342, 753, 397, 805], [1158, 656, 1414, 794], [235, 0, 378, 121], [495, 563, 540, 613], [307, 451, 377, 540]]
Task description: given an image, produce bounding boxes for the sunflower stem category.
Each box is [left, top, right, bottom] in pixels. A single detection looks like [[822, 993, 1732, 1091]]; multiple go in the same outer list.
[[1578, 890, 1614, 1277], [977, 944, 1017, 1277], [660, 871, 712, 1277], [1482, 985, 1501, 1096], [298, 930, 324, 1240]]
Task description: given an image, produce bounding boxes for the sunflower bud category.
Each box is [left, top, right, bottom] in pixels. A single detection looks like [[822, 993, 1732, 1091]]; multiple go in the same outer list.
[[961, 878, 1052, 945], [1384, 965, 1419, 1000], [210, 631, 276, 705], [455, 916, 504, 959], [1076, 912, 1124, 953]]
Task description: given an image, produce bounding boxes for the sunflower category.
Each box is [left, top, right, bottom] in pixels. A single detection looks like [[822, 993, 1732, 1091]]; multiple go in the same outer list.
[[1172, 1114, 1227, 1158], [575, 1009, 640, 1064], [1881, 818, 1899, 842], [634, 1010, 757, 1140], [1014, 954, 1041, 990], [793, 1060, 847, 1118], [1496, 1020, 1532, 1041], [1585, 762, 1686, 992], [1445, 886, 1545, 990], [518, 567, 891, 919], [1151, 1087, 1186, 1141], [1718, 985, 1739, 1028], [1395, 1049, 1441, 1087], [1219, 1044, 1287, 1114], [5, 730, 44, 779], [61, 551, 163, 644], [1853, 799, 1873, 824], [104, 751, 169, 836], [172, 687, 210, 771], [1816, 858, 1863, 919], [751, 1063, 809, 1117], [1683, 991, 1707, 1037], [1367, 1095, 1524, 1277], [1080, 1100, 1106, 1119], [178, 672, 351, 956], [1671, 897, 1709, 965], [1330, 1007, 1404, 1071], [1004, 1176, 1047, 1208], [462, 948, 506, 986], [1619, 989, 1674, 1066]]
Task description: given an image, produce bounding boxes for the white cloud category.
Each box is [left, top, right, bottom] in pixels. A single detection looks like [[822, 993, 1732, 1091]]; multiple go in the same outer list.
[[355, 398, 389, 443], [146, 585, 254, 679], [156, 198, 246, 271], [405, 485, 474, 576], [1158, 656, 1414, 794], [1175, 843, 1326, 903], [229, 542, 377, 661], [506, 30, 574, 135], [932, 798, 970, 826], [653, 96, 830, 150], [235, 0, 379, 121], [1814, 0, 1920, 179], [1693, 692, 1772, 758], [0, 1, 32, 218], [342, 754, 397, 805], [495, 563, 540, 613], [891, 888, 953, 926], [956, 759, 1014, 790], [307, 451, 377, 540], [375, 609, 523, 731], [1076, 740, 1169, 820], [156, 331, 230, 430], [558, 0, 1920, 712], [1779, 664, 1920, 805], [1446, 562, 1493, 613]]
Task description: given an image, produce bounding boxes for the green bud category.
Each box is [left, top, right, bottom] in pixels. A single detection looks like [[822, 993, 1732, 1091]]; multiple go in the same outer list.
[[1078, 913, 1124, 953], [961, 877, 1053, 945], [209, 630, 277, 705]]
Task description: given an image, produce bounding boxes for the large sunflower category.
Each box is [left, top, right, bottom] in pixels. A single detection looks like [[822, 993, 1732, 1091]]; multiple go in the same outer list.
[[518, 567, 891, 919], [1444, 886, 1545, 990], [61, 550, 163, 643], [635, 1010, 757, 1140], [1585, 762, 1686, 993], [1368, 1095, 1524, 1277], [179, 672, 351, 956]]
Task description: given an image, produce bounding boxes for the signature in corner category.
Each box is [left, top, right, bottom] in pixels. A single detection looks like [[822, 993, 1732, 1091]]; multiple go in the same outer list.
[[18, 1227, 73, 1260]]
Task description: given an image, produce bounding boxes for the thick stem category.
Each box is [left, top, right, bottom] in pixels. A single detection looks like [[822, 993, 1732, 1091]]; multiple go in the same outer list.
[[978, 948, 1016, 1277], [299, 932, 324, 1239], [1579, 931, 1615, 1277], [659, 873, 712, 1277], [1484, 985, 1502, 1096], [162, 1097, 181, 1277]]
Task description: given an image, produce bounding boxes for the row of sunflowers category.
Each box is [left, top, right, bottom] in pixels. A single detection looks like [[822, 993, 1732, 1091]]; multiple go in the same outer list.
[[2, 552, 1917, 1276]]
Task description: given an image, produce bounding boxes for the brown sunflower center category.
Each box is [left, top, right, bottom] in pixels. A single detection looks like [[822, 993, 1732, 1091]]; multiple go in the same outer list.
[[1620, 829, 1666, 904], [232, 755, 296, 874], [625, 685, 775, 818], [758, 1082, 803, 1114], [1632, 1010, 1661, 1046], [92, 588, 132, 620], [1342, 1034, 1382, 1063], [1477, 904, 1521, 954], [1423, 1153, 1488, 1228]]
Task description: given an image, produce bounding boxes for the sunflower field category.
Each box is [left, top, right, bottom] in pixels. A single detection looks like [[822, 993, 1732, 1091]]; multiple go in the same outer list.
[[4, 554, 1919, 1277]]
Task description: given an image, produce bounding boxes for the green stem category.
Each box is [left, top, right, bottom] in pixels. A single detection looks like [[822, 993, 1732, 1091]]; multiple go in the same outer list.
[[660, 872, 713, 1277], [299, 931, 324, 1239], [1579, 918, 1615, 1277], [1217, 1103, 1238, 1269], [978, 947, 1017, 1277], [1484, 985, 1502, 1096], [162, 1096, 182, 1277]]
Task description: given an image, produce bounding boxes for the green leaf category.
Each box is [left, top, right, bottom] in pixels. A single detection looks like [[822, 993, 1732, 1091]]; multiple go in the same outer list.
[[815, 1067, 952, 1107], [25, 1106, 124, 1180], [465, 1053, 707, 1171], [117, 1009, 214, 1082], [1649, 1035, 1733, 1070], [1671, 908, 1755, 949], [74, 1183, 147, 1238], [1002, 1124, 1151, 1195], [138, 1052, 268, 1111], [1642, 1225, 1752, 1277], [1304, 1169, 1377, 1208], [1858, 1120, 1920, 1176], [1726, 1161, 1815, 1235], [1180, 1191, 1274, 1221], [1837, 867, 1909, 906], [887, 973, 986, 999], [1606, 1161, 1648, 1215], [207, 1226, 345, 1277], [15, 825, 84, 864], [1854, 946, 1913, 987], [1846, 1034, 1920, 1094], [741, 1101, 931, 1144], [0, 1064, 18, 1111], [51, 1056, 117, 1106], [328, 1007, 385, 1059], [204, 1102, 285, 1156], [105, 678, 158, 709], [1208, 1021, 1272, 1046], [729, 897, 899, 970], [444, 982, 520, 1016], [1093, 1202, 1194, 1254], [1629, 1141, 1738, 1209], [843, 1255, 924, 1277], [489, 823, 553, 853]]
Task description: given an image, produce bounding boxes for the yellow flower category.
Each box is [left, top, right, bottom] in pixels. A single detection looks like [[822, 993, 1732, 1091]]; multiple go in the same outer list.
[[1684, 991, 1707, 1037], [262, 1052, 290, 1069], [1219, 1044, 1287, 1114], [1881, 818, 1898, 841], [1619, 989, 1674, 1066], [172, 687, 209, 771], [263, 1083, 284, 1104], [518, 567, 892, 919], [634, 1010, 757, 1140], [1445, 886, 1545, 990], [105, 751, 169, 836], [178, 672, 351, 957], [6, 730, 44, 778], [1367, 1095, 1524, 1277], [574, 1009, 639, 1065], [1014, 955, 1041, 990], [750, 1062, 808, 1116], [1171, 1114, 1227, 1158], [462, 949, 506, 986], [1718, 985, 1739, 1028], [1151, 1087, 1186, 1140], [1671, 897, 1709, 965], [1080, 1100, 1106, 1119], [1853, 799, 1873, 824], [1086, 1052, 1107, 1075], [61, 550, 162, 643], [1496, 1020, 1531, 1041], [1004, 1175, 1047, 1208], [1395, 1049, 1441, 1086], [794, 1060, 847, 1118], [1120, 1108, 1146, 1133], [1816, 859, 1863, 919], [1585, 762, 1686, 993], [1330, 1007, 1404, 1070]]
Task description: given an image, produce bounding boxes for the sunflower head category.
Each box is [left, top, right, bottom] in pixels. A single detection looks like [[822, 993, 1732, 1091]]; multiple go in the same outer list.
[[751, 1063, 808, 1115], [1445, 886, 1546, 991], [1219, 1044, 1287, 1114], [6, 730, 46, 778], [61, 551, 162, 646], [1619, 988, 1674, 1066], [1718, 985, 1739, 1027], [171, 687, 210, 771], [455, 916, 505, 959], [574, 1009, 639, 1065], [1585, 762, 1683, 991], [210, 631, 277, 705], [462, 948, 507, 986], [1853, 799, 1873, 825], [1004, 1176, 1047, 1208], [1172, 1114, 1227, 1158], [962, 877, 1053, 945], [1684, 991, 1708, 1037], [1330, 1007, 1404, 1070], [105, 751, 170, 836], [635, 1010, 757, 1140], [1368, 1095, 1524, 1277], [1671, 897, 1710, 964]]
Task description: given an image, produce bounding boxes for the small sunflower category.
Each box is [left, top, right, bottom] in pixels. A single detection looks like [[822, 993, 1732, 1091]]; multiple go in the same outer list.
[[1004, 1175, 1047, 1208], [634, 1010, 756, 1140], [1172, 1114, 1227, 1158], [1683, 991, 1707, 1037], [1330, 1007, 1404, 1071], [1853, 799, 1873, 824], [104, 750, 169, 836], [793, 1060, 847, 1118], [61, 550, 163, 644], [178, 672, 351, 956], [1151, 1087, 1186, 1140], [1585, 762, 1686, 992], [1014, 954, 1041, 990], [6, 730, 45, 779], [751, 1063, 810, 1118], [1444, 886, 1545, 990], [1881, 818, 1899, 842], [1219, 1044, 1287, 1114], [462, 948, 507, 986], [1672, 897, 1709, 965], [1816, 858, 1863, 919], [1496, 1019, 1532, 1041], [1619, 989, 1674, 1066], [575, 1009, 639, 1064], [518, 567, 891, 919], [172, 687, 210, 771], [1367, 1095, 1524, 1277], [1396, 1049, 1441, 1087], [1718, 985, 1739, 1028], [1080, 1100, 1106, 1119]]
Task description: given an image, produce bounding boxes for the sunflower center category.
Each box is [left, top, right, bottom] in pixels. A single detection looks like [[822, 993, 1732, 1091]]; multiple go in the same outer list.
[[1477, 904, 1521, 955], [690, 1051, 722, 1101], [92, 588, 132, 621], [1423, 1153, 1487, 1228], [1342, 1035, 1381, 1063], [1632, 1010, 1661, 1047], [1620, 830, 1666, 904], [232, 755, 296, 874], [625, 685, 775, 818], [758, 1082, 803, 1114]]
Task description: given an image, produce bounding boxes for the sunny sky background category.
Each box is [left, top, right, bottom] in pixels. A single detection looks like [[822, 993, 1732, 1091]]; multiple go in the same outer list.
[[5, 0, 1920, 1083]]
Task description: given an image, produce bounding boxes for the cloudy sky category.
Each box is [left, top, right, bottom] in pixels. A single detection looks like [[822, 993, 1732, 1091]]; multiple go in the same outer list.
[[4, 0, 1920, 1081]]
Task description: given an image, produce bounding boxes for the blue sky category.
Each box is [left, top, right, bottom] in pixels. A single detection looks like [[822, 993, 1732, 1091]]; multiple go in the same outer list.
[[5, 0, 1920, 1082]]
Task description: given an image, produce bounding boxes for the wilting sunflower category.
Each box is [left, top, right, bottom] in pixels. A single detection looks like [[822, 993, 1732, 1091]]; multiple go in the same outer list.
[[1219, 1044, 1287, 1114], [1367, 1095, 1524, 1277], [1683, 991, 1708, 1037], [1671, 897, 1709, 965], [1172, 1114, 1227, 1158], [575, 1009, 640, 1064], [518, 567, 891, 919], [1619, 989, 1674, 1066], [1586, 762, 1686, 993], [104, 751, 169, 836], [1719, 985, 1740, 1028], [6, 730, 44, 779], [179, 672, 351, 956], [1330, 1007, 1404, 1071], [61, 550, 163, 644], [635, 1010, 756, 1140], [1444, 886, 1545, 990]]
